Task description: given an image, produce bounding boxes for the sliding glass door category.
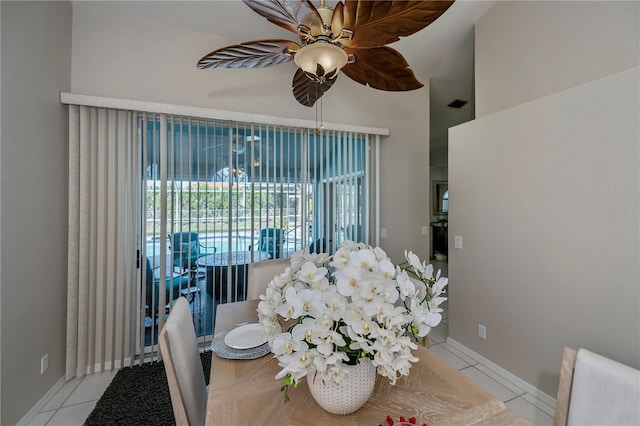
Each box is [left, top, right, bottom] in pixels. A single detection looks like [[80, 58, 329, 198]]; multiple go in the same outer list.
[[139, 114, 374, 348]]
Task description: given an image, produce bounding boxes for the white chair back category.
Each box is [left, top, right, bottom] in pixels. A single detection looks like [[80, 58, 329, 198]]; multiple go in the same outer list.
[[554, 347, 640, 426], [247, 258, 290, 300], [159, 297, 207, 426]]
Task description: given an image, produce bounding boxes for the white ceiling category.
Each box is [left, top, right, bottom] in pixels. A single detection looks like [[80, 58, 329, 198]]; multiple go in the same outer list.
[[78, 0, 496, 153]]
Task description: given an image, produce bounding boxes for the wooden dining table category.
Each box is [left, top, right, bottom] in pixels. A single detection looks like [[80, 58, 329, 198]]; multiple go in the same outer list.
[[205, 300, 533, 425]]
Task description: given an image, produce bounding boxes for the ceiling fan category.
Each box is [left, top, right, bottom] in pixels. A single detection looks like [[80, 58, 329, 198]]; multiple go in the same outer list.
[[197, 0, 455, 107], [202, 134, 272, 169], [204, 139, 246, 154], [203, 135, 264, 155]]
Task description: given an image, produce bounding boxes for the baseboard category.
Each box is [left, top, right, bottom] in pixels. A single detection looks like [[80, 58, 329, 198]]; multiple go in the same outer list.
[[16, 375, 66, 426], [446, 337, 557, 408]]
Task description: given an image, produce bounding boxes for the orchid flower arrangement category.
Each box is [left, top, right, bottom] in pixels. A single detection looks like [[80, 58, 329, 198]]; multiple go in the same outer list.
[[257, 240, 448, 400]]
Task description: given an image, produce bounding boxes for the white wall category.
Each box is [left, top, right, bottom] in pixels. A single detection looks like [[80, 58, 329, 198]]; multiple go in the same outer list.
[[475, 1, 639, 117], [1, 2, 72, 424], [70, 3, 432, 262], [449, 0, 639, 397]]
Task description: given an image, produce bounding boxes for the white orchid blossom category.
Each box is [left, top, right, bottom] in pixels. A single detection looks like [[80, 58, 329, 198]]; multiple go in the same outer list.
[[298, 262, 329, 285], [272, 332, 308, 357], [256, 240, 448, 400], [285, 287, 323, 319]]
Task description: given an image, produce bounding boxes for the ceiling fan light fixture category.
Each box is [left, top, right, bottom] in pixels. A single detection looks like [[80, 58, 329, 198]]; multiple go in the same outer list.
[[294, 42, 348, 76]]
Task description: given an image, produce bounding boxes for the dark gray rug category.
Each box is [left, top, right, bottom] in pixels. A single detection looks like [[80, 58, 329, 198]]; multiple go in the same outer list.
[[84, 351, 212, 425]]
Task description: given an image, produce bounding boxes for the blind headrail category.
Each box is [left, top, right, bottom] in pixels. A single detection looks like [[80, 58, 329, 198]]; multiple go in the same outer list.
[[60, 92, 390, 136]]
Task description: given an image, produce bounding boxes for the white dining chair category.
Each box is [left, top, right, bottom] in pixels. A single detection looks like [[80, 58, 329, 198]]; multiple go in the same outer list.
[[553, 347, 640, 426], [246, 258, 290, 300], [159, 297, 207, 426]]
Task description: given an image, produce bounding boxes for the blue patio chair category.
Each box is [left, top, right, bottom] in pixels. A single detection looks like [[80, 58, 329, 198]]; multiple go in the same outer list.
[[170, 232, 210, 279], [250, 228, 284, 259], [144, 258, 194, 321], [345, 224, 358, 242], [309, 237, 327, 254]]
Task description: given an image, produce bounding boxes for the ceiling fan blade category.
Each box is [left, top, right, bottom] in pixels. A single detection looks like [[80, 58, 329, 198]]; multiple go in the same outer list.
[[243, 0, 323, 37], [292, 68, 338, 107], [341, 46, 423, 91], [339, 0, 455, 48], [197, 39, 300, 69]]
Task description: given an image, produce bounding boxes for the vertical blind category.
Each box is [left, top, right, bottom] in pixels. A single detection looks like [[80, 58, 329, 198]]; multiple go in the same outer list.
[[64, 96, 383, 378], [66, 105, 140, 379], [142, 115, 375, 349]]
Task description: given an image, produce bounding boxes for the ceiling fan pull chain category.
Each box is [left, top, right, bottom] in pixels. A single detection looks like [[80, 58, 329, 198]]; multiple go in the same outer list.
[[319, 97, 325, 134], [315, 96, 319, 134], [314, 86, 324, 135]]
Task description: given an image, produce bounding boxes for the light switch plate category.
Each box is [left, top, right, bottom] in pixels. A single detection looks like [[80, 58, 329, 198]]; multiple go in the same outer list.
[[454, 236, 463, 249], [478, 324, 486, 340], [41, 354, 48, 374], [381, 228, 387, 239]]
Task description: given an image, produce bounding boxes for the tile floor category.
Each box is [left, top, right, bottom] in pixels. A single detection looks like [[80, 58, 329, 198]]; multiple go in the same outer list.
[[27, 369, 119, 426], [26, 303, 555, 426]]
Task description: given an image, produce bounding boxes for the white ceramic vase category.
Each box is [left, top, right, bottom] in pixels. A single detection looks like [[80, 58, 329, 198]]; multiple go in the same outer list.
[[306, 358, 376, 415]]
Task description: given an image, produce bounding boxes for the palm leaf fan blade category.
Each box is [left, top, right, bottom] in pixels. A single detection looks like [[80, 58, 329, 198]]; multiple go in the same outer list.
[[292, 68, 337, 107], [197, 40, 300, 69], [342, 46, 423, 91], [340, 0, 455, 48], [243, 0, 323, 37]]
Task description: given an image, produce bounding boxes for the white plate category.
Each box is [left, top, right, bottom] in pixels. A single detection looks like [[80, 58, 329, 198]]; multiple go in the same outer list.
[[211, 324, 270, 360], [224, 323, 268, 349]]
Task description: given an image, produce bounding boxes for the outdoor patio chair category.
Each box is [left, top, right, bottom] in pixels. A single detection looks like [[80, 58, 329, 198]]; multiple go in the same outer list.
[[249, 228, 284, 259], [170, 232, 210, 281], [309, 237, 327, 254], [145, 258, 198, 322]]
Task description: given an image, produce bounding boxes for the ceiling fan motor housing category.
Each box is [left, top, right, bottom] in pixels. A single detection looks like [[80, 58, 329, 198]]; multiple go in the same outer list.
[[316, 5, 334, 35]]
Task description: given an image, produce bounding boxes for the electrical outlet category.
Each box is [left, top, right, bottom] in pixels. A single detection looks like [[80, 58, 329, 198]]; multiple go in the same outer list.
[[421, 226, 428, 236], [41, 354, 49, 374], [477, 324, 486, 340]]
